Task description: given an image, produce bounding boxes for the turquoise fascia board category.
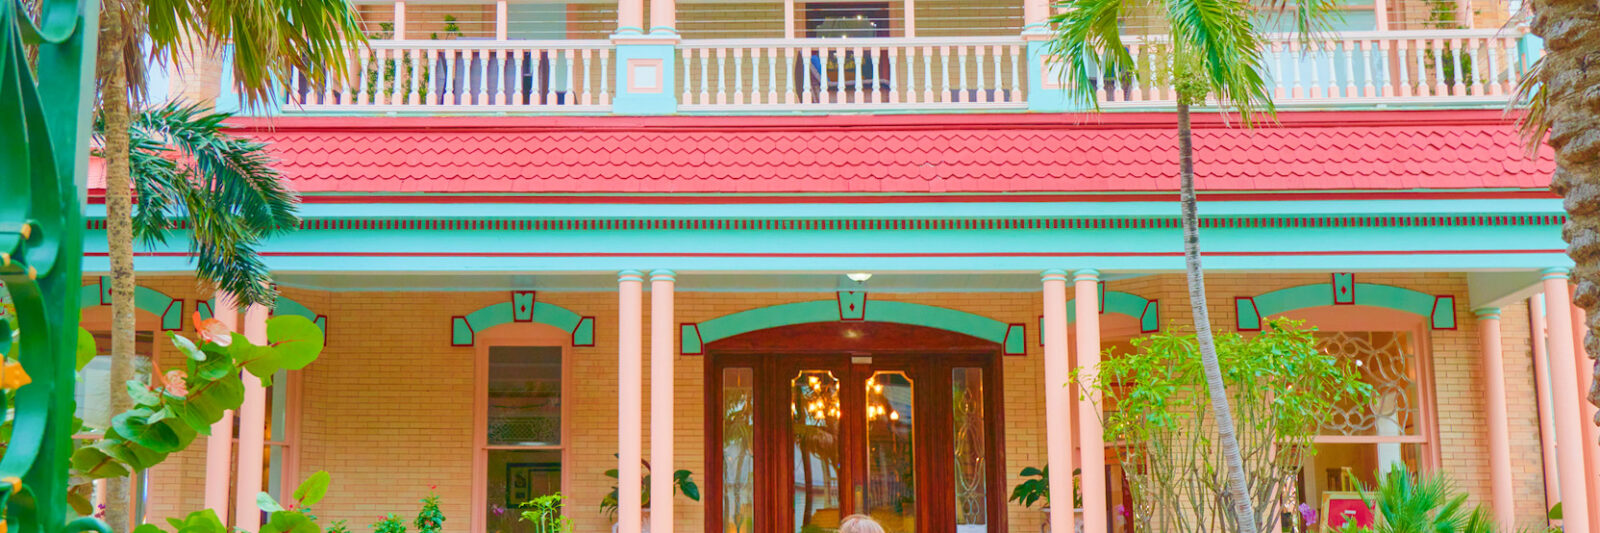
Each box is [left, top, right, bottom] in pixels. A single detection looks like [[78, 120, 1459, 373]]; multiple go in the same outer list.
[[613, 43, 677, 115]]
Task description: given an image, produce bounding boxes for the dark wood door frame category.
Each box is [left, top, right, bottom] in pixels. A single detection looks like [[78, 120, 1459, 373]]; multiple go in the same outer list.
[[704, 347, 1007, 533]]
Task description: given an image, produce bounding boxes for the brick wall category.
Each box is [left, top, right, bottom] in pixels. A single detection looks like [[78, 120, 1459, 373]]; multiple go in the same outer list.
[[123, 271, 1550, 531]]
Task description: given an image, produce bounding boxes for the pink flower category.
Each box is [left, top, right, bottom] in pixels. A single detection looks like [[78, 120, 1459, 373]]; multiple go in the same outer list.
[[1298, 503, 1317, 525], [165, 370, 189, 397]]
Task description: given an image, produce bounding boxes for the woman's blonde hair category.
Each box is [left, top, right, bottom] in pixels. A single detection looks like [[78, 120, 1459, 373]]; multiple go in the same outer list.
[[838, 514, 885, 533]]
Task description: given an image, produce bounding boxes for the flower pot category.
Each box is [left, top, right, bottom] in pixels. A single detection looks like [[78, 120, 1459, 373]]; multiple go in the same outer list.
[[1039, 508, 1086, 533], [611, 509, 652, 533]]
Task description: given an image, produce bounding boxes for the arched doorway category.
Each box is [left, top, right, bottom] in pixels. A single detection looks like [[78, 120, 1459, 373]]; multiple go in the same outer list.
[[705, 322, 1006, 533]]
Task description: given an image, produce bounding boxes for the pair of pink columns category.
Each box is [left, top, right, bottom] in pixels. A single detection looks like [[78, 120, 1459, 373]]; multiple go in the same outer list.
[[616, 0, 675, 35], [201, 294, 271, 531], [1042, 269, 1108, 533], [1540, 268, 1594, 533], [618, 270, 678, 533]]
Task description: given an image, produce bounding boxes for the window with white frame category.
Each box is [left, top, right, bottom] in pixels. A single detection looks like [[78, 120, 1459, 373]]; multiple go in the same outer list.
[[483, 346, 564, 531]]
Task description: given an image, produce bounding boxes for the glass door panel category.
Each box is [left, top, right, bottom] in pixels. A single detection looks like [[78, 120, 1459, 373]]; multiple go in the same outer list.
[[724, 367, 757, 533], [864, 372, 916, 533], [792, 371, 844, 533], [951, 367, 989, 533]]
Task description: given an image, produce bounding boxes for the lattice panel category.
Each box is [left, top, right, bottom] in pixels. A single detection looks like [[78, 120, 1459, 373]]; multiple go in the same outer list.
[[1317, 331, 1420, 437]]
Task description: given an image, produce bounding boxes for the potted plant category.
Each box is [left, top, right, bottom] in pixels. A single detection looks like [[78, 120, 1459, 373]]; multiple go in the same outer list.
[[1009, 466, 1083, 533], [603, 459, 701, 533], [519, 493, 573, 533]]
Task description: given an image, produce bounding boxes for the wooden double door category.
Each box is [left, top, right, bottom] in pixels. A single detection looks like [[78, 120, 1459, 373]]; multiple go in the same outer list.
[[707, 352, 1005, 533]]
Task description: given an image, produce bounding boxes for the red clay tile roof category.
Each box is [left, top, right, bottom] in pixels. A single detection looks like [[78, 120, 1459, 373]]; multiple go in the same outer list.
[[99, 110, 1556, 195]]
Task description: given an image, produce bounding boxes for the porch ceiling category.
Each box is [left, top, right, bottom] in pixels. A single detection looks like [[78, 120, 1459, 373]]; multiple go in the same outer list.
[[264, 271, 1148, 292]]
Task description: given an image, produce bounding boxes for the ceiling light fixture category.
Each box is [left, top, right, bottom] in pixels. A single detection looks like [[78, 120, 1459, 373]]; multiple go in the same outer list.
[[846, 272, 873, 282]]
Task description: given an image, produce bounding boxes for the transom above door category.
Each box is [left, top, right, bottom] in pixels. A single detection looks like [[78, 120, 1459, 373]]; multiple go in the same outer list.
[[707, 338, 1005, 533]]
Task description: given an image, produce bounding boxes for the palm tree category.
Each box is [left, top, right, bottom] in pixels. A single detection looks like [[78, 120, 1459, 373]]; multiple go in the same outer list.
[[1046, 0, 1335, 530], [93, 0, 363, 527], [1515, 0, 1600, 437]]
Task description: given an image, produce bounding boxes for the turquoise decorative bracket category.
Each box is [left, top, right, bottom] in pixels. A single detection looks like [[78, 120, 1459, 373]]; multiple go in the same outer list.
[[681, 294, 1025, 356], [1235, 273, 1456, 330], [452, 292, 595, 347], [1039, 286, 1161, 344], [79, 277, 183, 331]]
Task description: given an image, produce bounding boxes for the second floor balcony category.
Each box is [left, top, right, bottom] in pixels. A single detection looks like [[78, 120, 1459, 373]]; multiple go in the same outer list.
[[267, 0, 1541, 115]]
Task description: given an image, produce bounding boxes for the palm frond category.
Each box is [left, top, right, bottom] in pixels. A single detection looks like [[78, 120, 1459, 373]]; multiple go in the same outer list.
[[1046, 0, 1142, 111], [1511, 55, 1548, 155], [143, 0, 368, 109], [106, 101, 297, 308]]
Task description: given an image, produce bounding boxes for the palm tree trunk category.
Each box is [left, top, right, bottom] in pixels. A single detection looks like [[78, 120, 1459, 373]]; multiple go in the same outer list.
[[1530, 0, 1600, 428], [96, 3, 137, 530], [1176, 102, 1257, 533]]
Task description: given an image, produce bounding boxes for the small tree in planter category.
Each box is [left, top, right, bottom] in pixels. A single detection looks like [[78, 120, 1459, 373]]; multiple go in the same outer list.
[[1009, 466, 1082, 533], [415, 487, 446, 533], [602, 459, 701, 532], [1078, 319, 1372, 531]]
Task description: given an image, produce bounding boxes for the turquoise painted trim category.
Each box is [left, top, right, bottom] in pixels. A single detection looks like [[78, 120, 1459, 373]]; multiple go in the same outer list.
[[1026, 41, 1071, 112], [452, 299, 595, 346], [79, 278, 184, 331], [1236, 279, 1457, 330], [89, 198, 1568, 220], [196, 296, 328, 334], [613, 43, 677, 114], [1063, 291, 1159, 331], [686, 299, 1023, 355]]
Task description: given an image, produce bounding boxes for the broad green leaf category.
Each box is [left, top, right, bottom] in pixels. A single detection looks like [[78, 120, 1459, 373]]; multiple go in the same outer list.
[[69, 446, 130, 479], [68, 488, 95, 516], [132, 524, 167, 533], [258, 491, 286, 514], [173, 509, 228, 533], [193, 349, 234, 381], [77, 327, 97, 371], [261, 511, 320, 533], [235, 342, 283, 384], [294, 470, 332, 507], [127, 380, 161, 407], [168, 332, 205, 361], [267, 315, 324, 370], [112, 409, 187, 453], [184, 372, 245, 426]]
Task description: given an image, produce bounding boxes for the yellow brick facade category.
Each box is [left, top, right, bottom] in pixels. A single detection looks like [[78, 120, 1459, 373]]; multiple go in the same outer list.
[[116, 271, 1551, 532]]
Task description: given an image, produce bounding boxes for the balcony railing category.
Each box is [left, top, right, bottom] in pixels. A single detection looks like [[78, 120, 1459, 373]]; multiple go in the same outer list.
[[275, 28, 1536, 115], [1096, 29, 1532, 108], [677, 37, 1028, 111], [286, 40, 615, 112]]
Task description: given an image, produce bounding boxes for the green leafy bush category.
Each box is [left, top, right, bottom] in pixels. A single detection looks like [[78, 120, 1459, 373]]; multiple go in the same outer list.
[[519, 493, 572, 533], [601, 458, 700, 520], [372, 514, 407, 533], [414, 488, 446, 533], [1080, 319, 1372, 531], [70, 314, 325, 479]]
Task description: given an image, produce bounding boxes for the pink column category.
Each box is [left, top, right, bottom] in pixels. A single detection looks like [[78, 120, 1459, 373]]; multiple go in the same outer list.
[[1474, 308, 1514, 529], [1074, 270, 1107, 533], [235, 303, 270, 530], [203, 294, 238, 522], [1569, 295, 1600, 533], [618, 271, 645, 533], [1530, 297, 1562, 514], [1041, 270, 1074, 533], [617, 0, 644, 34], [1542, 268, 1592, 533], [1023, 0, 1048, 29], [649, 0, 676, 34], [649, 270, 676, 533]]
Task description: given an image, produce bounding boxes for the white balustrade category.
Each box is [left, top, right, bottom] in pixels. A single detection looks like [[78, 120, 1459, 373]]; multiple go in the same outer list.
[[1098, 29, 1533, 108], [676, 37, 1029, 111], [280, 29, 1532, 114], [285, 40, 614, 112]]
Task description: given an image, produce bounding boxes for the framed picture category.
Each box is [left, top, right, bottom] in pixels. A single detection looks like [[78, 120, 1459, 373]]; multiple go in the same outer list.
[[505, 462, 558, 506], [1321, 491, 1375, 532]]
